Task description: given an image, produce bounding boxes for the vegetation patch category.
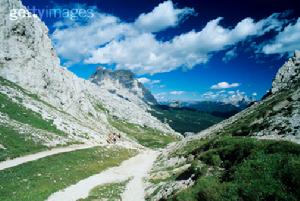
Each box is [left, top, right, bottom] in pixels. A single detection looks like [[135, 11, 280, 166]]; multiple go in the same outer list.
[[109, 117, 179, 149], [0, 146, 137, 201], [78, 180, 129, 201], [168, 136, 300, 201], [150, 105, 223, 134], [0, 92, 65, 136], [0, 125, 46, 161]]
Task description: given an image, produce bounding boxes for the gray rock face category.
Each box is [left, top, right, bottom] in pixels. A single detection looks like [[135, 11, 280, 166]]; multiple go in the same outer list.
[[0, 0, 175, 141], [272, 50, 300, 93], [90, 67, 157, 105]]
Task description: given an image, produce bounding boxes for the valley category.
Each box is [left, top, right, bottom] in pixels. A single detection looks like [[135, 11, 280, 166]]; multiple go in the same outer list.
[[0, 0, 299, 201]]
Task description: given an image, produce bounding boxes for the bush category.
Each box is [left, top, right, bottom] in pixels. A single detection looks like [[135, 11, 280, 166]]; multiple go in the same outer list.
[[169, 137, 300, 201]]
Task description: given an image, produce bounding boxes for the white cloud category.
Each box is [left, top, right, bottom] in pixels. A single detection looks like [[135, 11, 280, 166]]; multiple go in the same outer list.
[[86, 14, 283, 74], [211, 82, 240, 90], [262, 18, 300, 55], [137, 77, 161, 85], [170, 91, 185, 95], [134, 1, 194, 33], [137, 77, 151, 84], [252, 92, 258, 96], [222, 47, 237, 63], [154, 92, 167, 101], [51, 2, 285, 74], [51, 12, 137, 66], [151, 80, 161, 84]]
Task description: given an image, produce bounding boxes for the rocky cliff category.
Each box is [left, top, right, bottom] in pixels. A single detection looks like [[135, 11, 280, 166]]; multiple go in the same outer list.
[[0, 0, 175, 147], [272, 50, 300, 93], [90, 67, 157, 105]]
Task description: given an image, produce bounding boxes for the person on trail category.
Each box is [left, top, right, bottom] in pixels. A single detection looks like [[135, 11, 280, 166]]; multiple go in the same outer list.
[[106, 133, 121, 144]]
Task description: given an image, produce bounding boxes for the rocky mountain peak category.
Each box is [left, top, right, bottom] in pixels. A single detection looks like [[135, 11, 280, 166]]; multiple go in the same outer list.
[[90, 67, 158, 105], [272, 50, 300, 93]]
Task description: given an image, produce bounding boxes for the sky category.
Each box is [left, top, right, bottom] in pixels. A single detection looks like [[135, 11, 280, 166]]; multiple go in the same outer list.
[[22, 0, 300, 103]]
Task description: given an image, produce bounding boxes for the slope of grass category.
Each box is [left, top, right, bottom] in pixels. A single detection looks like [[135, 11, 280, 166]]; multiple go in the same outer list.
[[79, 180, 129, 201], [0, 92, 65, 136], [0, 146, 137, 201], [215, 89, 292, 137], [168, 136, 300, 201], [109, 117, 179, 149], [0, 125, 46, 161], [150, 105, 223, 134]]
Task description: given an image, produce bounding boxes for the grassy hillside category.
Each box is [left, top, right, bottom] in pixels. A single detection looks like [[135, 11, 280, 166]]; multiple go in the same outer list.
[[0, 146, 137, 201], [150, 105, 223, 134], [147, 137, 300, 201], [147, 82, 300, 200], [0, 93, 65, 136], [109, 117, 179, 149], [0, 125, 46, 161], [167, 136, 300, 201], [0, 77, 75, 160]]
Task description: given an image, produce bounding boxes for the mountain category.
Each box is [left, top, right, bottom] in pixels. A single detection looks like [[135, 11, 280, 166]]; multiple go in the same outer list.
[[90, 67, 157, 105], [150, 105, 224, 134], [162, 100, 249, 117], [181, 100, 248, 113], [0, 0, 178, 157], [145, 51, 300, 201], [149, 100, 249, 134]]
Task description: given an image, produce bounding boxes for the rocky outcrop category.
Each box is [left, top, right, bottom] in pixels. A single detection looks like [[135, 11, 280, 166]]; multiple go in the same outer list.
[[0, 0, 174, 143], [272, 50, 300, 93], [90, 67, 157, 105]]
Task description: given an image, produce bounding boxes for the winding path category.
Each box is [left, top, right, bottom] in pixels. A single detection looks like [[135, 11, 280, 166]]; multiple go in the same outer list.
[[47, 150, 159, 201], [0, 144, 96, 171]]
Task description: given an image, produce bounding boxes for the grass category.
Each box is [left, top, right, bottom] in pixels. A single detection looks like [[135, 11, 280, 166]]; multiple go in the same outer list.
[[0, 92, 65, 136], [167, 136, 300, 201], [0, 146, 137, 201], [0, 125, 46, 161], [109, 117, 179, 149], [94, 102, 108, 113], [78, 180, 129, 201]]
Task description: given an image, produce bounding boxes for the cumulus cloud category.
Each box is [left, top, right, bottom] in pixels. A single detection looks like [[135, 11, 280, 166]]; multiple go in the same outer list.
[[137, 77, 151, 84], [262, 18, 300, 55], [86, 14, 283, 74], [170, 91, 185, 95], [134, 0, 195, 33], [52, 13, 137, 66], [211, 82, 240, 90], [52, 2, 285, 74], [137, 77, 161, 85]]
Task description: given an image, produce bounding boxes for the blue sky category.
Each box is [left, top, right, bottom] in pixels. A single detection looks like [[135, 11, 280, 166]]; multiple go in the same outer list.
[[22, 0, 300, 103]]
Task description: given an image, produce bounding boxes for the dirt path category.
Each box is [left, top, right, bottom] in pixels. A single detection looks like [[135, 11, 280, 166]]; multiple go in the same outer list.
[[47, 150, 159, 201], [0, 144, 96, 171]]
